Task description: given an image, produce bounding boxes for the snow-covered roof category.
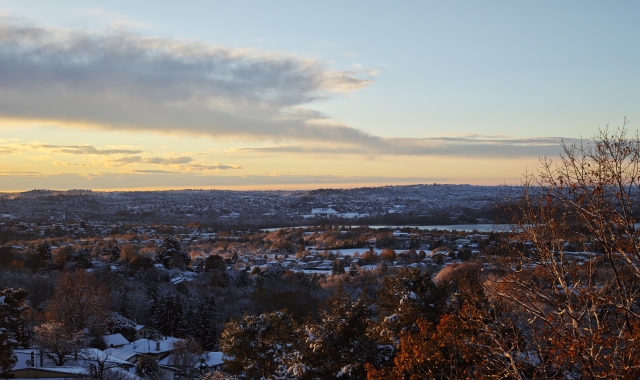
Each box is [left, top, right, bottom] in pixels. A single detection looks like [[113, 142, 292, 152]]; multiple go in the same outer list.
[[170, 276, 194, 284], [112, 337, 183, 356], [80, 348, 133, 366], [311, 208, 338, 214], [198, 351, 224, 367], [104, 349, 137, 362], [104, 333, 130, 347]]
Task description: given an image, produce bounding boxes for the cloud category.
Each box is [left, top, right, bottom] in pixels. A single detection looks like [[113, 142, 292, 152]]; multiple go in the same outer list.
[[27, 143, 143, 155], [186, 162, 242, 171], [0, 18, 580, 161], [236, 135, 583, 158], [0, 170, 41, 177], [0, 146, 18, 155], [0, 138, 20, 154], [110, 156, 240, 171], [113, 156, 194, 165], [132, 169, 179, 174], [0, 172, 450, 191], [0, 18, 376, 142], [53, 161, 93, 166]]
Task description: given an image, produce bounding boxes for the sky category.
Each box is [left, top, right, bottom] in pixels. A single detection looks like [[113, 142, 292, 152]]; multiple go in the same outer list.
[[0, 1, 638, 191]]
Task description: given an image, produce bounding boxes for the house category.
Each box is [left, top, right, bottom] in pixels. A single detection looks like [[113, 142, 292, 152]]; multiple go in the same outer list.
[[9, 366, 88, 378], [135, 325, 159, 340], [106, 337, 183, 364], [104, 333, 130, 348], [9, 348, 134, 379], [195, 352, 224, 372]]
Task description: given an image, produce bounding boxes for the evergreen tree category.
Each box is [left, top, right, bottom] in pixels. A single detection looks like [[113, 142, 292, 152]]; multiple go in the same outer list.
[[374, 268, 449, 350], [152, 293, 184, 337], [204, 255, 226, 272], [331, 259, 345, 275], [292, 286, 377, 379], [189, 295, 218, 350], [35, 241, 52, 262], [0, 288, 29, 373], [109, 245, 121, 263], [107, 312, 137, 342], [71, 248, 92, 269], [220, 311, 297, 379], [155, 236, 190, 269]]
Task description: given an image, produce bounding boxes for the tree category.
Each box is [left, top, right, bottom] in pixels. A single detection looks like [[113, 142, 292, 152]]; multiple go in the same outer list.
[[81, 349, 127, 380], [291, 286, 377, 379], [204, 255, 226, 272], [35, 241, 52, 262], [220, 311, 297, 379], [380, 248, 397, 262], [70, 248, 92, 269], [120, 244, 138, 264], [331, 259, 345, 275], [191, 295, 218, 350], [374, 268, 449, 347], [169, 338, 202, 374], [136, 355, 160, 379], [109, 245, 121, 263], [152, 293, 184, 337], [46, 271, 110, 334], [367, 270, 526, 380], [51, 245, 73, 270], [107, 312, 137, 342], [495, 123, 640, 378], [33, 321, 86, 366], [457, 247, 473, 261], [0, 288, 29, 373], [199, 372, 240, 380], [156, 236, 191, 269]]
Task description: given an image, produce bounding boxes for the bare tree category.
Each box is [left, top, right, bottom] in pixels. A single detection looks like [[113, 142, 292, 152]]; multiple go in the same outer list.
[[46, 270, 110, 333], [33, 321, 85, 366], [494, 121, 640, 378], [169, 338, 202, 375]]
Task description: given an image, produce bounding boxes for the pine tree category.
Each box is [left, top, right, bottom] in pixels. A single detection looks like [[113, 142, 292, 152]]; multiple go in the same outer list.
[[71, 248, 92, 269], [35, 241, 52, 262], [331, 260, 345, 275], [220, 311, 297, 379], [374, 267, 449, 349], [0, 288, 29, 373], [293, 286, 377, 379], [194, 295, 218, 350], [156, 236, 191, 269], [152, 294, 184, 337]]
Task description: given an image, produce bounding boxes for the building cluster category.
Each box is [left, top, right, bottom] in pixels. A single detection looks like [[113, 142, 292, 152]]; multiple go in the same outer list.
[[0, 184, 503, 227]]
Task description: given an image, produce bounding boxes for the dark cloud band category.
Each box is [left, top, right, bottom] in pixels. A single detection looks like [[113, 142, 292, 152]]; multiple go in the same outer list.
[[0, 18, 375, 143]]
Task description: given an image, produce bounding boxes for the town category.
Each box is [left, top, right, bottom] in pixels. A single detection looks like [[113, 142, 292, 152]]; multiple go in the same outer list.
[[0, 184, 501, 231], [0, 184, 606, 379]]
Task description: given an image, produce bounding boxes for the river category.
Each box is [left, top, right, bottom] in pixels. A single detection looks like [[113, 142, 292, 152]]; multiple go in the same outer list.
[[262, 223, 512, 232]]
